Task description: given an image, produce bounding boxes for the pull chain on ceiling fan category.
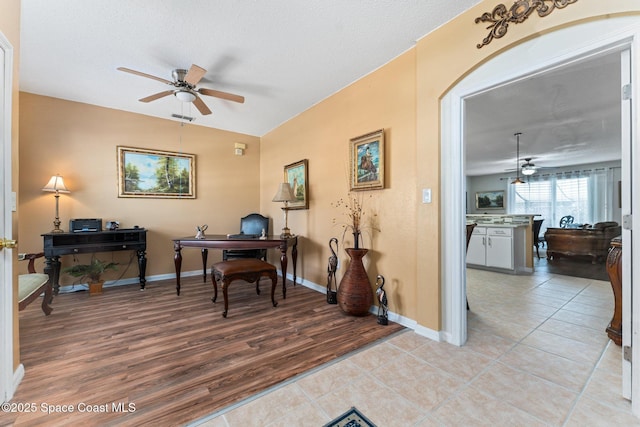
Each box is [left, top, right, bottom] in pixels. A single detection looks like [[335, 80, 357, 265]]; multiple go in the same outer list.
[[511, 132, 525, 184]]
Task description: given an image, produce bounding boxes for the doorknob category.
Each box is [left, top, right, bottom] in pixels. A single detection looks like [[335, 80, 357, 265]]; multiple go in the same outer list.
[[0, 238, 17, 250]]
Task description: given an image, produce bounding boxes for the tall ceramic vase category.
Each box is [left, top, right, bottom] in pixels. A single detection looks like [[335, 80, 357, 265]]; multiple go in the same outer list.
[[337, 248, 373, 316]]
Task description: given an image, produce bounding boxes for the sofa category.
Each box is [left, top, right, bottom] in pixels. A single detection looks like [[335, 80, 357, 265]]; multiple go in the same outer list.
[[544, 221, 621, 263]]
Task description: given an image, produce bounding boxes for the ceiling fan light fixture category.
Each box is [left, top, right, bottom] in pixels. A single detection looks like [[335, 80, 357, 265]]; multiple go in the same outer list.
[[522, 164, 536, 175], [174, 90, 196, 103]]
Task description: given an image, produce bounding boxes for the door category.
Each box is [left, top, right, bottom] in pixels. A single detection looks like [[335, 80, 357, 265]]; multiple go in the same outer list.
[[466, 228, 486, 265], [620, 47, 635, 407], [486, 235, 512, 270], [0, 31, 15, 403]]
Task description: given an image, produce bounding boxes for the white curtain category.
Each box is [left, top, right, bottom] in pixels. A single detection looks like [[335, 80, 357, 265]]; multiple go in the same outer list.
[[508, 167, 614, 229]]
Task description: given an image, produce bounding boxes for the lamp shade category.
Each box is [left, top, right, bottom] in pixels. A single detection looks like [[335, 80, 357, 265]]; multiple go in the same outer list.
[[522, 164, 536, 175], [272, 183, 296, 202], [42, 175, 70, 193]]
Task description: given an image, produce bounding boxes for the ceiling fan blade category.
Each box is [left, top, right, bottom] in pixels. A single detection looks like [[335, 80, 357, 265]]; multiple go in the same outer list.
[[184, 64, 207, 86], [117, 67, 172, 85], [192, 95, 212, 115], [139, 90, 174, 103], [198, 88, 245, 104]]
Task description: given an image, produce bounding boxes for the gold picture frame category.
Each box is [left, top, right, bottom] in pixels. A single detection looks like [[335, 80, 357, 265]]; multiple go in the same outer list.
[[475, 190, 504, 209], [117, 146, 196, 198], [350, 129, 384, 191], [284, 159, 309, 209]]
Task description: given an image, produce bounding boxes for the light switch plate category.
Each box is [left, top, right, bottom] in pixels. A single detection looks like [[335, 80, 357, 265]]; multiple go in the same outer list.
[[422, 188, 431, 203]]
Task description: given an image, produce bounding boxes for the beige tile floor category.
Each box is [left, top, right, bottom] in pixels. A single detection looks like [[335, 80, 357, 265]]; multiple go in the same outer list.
[[191, 268, 639, 426]]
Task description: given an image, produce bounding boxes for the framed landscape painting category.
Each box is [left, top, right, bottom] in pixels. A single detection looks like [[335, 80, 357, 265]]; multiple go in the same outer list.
[[284, 159, 309, 209], [350, 129, 384, 191], [475, 190, 504, 209], [117, 146, 196, 198]]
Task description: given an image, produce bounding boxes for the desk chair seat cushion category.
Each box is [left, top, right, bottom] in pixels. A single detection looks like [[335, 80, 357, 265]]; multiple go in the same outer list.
[[211, 259, 278, 317], [18, 252, 53, 315], [18, 274, 52, 315]]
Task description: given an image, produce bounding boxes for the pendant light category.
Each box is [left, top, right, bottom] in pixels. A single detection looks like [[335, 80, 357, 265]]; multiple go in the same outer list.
[[511, 132, 525, 184]]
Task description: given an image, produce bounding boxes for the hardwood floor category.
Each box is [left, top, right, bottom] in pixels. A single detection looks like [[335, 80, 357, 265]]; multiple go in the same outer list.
[[3, 276, 403, 426]]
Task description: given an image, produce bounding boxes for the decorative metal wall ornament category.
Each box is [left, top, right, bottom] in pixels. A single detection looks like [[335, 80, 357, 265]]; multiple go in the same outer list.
[[475, 0, 578, 49]]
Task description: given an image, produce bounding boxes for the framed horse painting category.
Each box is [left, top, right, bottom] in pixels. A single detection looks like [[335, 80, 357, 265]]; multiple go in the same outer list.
[[350, 129, 384, 191]]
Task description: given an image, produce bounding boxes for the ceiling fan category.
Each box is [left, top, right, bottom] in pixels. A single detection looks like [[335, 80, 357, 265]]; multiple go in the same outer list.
[[117, 64, 245, 116], [521, 158, 537, 176]]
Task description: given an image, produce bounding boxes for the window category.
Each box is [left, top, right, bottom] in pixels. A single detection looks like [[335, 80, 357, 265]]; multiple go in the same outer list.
[[508, 169, 613, 232]]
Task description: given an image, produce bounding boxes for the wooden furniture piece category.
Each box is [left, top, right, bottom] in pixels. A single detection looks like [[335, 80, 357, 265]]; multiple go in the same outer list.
[[544, 222, 621, 264], [223, 213, 269, 261], [18, 252, 53, 315], [606, 236, 622, 345], [172, 234, 298, 296], [211, 259, 278, 317], [42, 228, 147, 294], [532, 219, 544, 259]]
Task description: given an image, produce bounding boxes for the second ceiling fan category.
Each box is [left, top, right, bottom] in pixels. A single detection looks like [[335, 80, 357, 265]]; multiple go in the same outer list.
[[117, 63, 245, 116]]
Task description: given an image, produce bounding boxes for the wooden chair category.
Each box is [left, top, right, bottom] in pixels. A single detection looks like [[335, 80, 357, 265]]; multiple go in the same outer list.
[[465, 223, 476, 311], [559, 215, 574, 228], [18, 252, 53, 315], [211, 259, 278, 318], [532, 219, 544, 259], [223, 213, 269, 261]]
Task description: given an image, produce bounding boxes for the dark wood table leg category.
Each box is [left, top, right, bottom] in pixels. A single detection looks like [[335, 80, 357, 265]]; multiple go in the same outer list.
[[291, 240, 298, 286], [45, 256, 61, 295], [279, 246, 288, 299], [173, 243, 183, 295], [201, 248, 208, 282], [137, 249, 147, 290]]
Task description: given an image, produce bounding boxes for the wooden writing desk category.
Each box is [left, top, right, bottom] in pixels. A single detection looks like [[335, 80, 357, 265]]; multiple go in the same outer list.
[[43, 228, 147, 294], [172, 234, 298, 296]]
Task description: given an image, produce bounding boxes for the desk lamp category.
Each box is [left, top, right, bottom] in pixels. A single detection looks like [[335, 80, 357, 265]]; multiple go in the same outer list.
[[42, 175, 70, 233], [272, 183, 296, 238]]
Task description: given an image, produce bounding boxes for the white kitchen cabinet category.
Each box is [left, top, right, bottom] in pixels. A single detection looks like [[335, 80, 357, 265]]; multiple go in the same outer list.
[[485, 228, 513, 270], [467, 227, 487, 265], [467, 225, 527, 273]]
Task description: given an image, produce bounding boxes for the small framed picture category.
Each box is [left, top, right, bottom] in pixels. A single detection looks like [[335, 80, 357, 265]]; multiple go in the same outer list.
[[350, 129, 384, 191], [475, 190, 504, 209], [284, 159, 309, 209], [117, 146, 196, 198]]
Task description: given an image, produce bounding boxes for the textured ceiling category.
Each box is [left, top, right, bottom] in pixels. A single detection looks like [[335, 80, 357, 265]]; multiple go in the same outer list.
[[19, 1, 621, 176], [20, 0, 481, 136], [465, 49, 622, 176]]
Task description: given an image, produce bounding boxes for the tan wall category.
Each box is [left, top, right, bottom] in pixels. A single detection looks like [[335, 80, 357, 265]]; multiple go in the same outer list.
[[261, 49, 418, 319], [18, 94, 260, 281], [261, 1, 640, 331], [1, 0, 21, 371]]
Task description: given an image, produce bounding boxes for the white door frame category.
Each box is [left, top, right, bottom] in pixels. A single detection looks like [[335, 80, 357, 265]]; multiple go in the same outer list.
[[441, 17, 639, 410], [0, 31, 15, 403]]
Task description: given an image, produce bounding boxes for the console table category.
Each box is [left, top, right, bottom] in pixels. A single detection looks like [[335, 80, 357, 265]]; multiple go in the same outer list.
[[42, 228, 147, 294], [172, 234, 298, 297]]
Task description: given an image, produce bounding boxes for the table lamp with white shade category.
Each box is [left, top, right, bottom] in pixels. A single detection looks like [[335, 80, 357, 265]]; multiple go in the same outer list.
[[272, 182, 296, 238]]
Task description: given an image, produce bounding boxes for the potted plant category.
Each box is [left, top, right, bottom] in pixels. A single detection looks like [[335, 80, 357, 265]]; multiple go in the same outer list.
[[63, 258, 118, 295]]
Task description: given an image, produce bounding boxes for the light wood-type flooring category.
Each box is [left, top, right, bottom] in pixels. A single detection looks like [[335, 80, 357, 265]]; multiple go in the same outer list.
[[3, 275, 403, 426]]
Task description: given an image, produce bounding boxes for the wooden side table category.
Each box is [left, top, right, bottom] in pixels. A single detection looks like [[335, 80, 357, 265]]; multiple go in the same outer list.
[[606, 236, 622, 345]]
